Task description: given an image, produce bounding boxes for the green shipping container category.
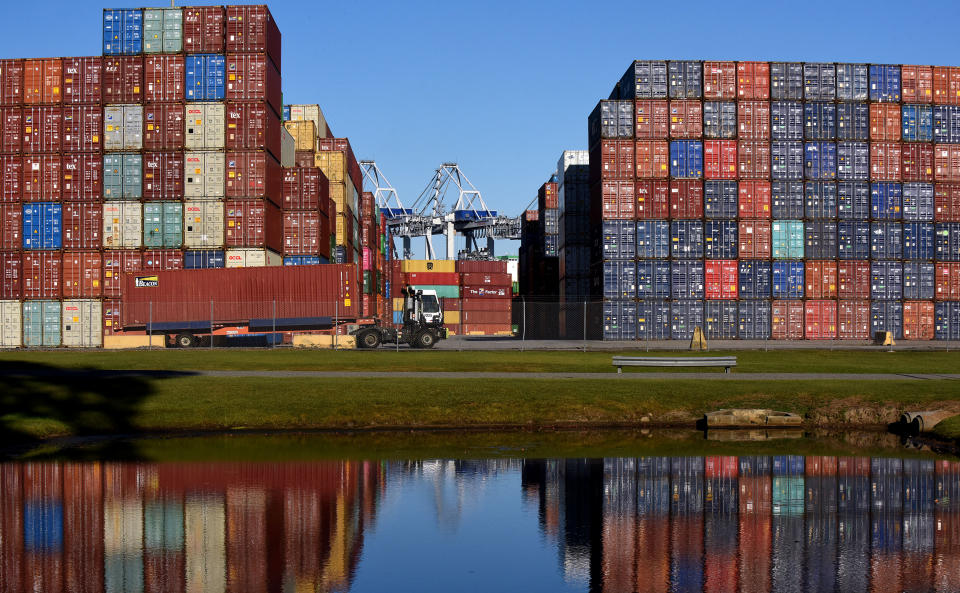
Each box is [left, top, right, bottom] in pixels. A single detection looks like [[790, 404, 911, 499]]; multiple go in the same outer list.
[[23, 301, 61, 347], [103, 153, 143, 199], [409, 284, 460, 299], [772, 220, 804, 259], [143, 202, 183, 247], [363, 270, 373, 295], [143, 8, 183, 53]]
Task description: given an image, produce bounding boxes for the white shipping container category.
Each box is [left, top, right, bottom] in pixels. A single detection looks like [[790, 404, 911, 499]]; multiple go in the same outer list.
[[557, 150, 590, 177], [225, 248, 282, 268], [184, 103, 225, 150], [103, 201, 143, 249], [104, 104, 144, 151], [288, 104, 327, 139], [184, 152, 225, 198], [280, 126, 295, 167], [0, 300, 21, 347], [506, 259, 519, 283], [61, 300, 102, 347], [183, 199, 224, 248], [185, 496, 226, 593]]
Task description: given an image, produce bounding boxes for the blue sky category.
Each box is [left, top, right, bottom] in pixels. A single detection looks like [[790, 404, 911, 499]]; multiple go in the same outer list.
[[1, 1, 957, 256]]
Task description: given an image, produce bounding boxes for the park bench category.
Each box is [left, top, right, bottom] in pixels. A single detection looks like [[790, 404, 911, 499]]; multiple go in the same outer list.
[[612, 355, 737, 374]]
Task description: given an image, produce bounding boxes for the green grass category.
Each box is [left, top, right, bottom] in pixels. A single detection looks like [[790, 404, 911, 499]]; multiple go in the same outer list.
[[3, 348, 960, 374], [933, 415, 960, 441]]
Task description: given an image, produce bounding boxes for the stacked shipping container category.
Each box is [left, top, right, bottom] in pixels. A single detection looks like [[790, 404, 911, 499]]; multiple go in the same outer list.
[[558, 150, 591, 336]]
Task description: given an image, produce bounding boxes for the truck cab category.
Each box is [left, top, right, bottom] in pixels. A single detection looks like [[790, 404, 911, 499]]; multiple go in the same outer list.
[[419, 290, 442, 325]]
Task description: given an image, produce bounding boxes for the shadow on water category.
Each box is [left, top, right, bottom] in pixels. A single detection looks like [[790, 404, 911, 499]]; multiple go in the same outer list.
[[0, 360, 192, 460]]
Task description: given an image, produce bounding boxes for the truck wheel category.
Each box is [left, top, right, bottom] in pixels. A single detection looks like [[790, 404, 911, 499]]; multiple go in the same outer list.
[[415, 331, 437, 349], [175, 333, 197, 348], [358, 330, 381, 349]]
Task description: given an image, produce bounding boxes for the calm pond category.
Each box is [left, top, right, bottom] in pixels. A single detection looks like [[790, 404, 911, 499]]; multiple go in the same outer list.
[[1, 430, 959, 592]]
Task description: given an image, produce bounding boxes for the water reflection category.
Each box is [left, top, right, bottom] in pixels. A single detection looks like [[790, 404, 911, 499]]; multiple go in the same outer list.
[[1, 456, 959, 592]]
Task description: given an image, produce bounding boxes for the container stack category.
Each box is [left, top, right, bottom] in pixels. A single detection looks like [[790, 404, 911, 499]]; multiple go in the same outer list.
[[456, 259, 512, 335], [314, 137, 362, 264], [517, 209, 540, 297], [557, 150, 590, 336], [573, 59, 960, 340], [357, 190, 387, 317]]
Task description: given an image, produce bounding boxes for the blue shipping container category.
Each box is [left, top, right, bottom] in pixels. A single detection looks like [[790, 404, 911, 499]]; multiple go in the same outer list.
[[903, 182, 935, 221], [636, 221, 670, 258], [871, 301, 904, 339], [936, 223, 960, 261], [603, 301, 637, 340], [773, 455, 805, 476], [804, 63, 836, 101], [705, 300, 738, 339], [603, 260, 636, 299], [22, 203, 62, 250], [871, 222, 903, 259], [669, 140, 703, 178], [704, 220, 737, 259], [837, 141, 870, 180], [703, 102, 736, 139], [838, 221, 870, 260], [869, 65, 901, 102], [670, 300, 704, 340], [670, 220, 703, 258], [704, 180, 738, 218], [836, 63, 869, 101], [771, 62, 804, 100], [771, 181, 804, 218], [836, 104, 870, 140], [871, 182, 902, 219], [771, 141, 803, 180], [738, 260, 772, 298], [668, 60, 702, 99], [903, 262, 935, 300], [771, 101, 803, 140], [804, 182, 838, 218], [185, 54, 226, 101], [838, 181, 870, 219], [738, 300, 772, 339], [282, 105, 291, 121], [772, 261, 804, 299], [804, 102, 837, 140], [23, 501, 64, 552], [637, 299, 671, 340], [670, 260, 704, 299], [184, 250, 225, 269], [103, 8, 143, 55], [933, 105, 960, 144], [903, 222, 935, 261], [804, 142, 837, 180], [602, 220, 636, 260], [902, 105, 934, 142], [636, 260, 671, 299], [805, 221, 838, 259], [871, 261, 903, 300], [284, 255, 323, 266], [935, 302, 960, 340]]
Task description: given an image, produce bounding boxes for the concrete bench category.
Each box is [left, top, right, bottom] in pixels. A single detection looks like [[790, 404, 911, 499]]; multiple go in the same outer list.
[[613, 356, 737, 374]]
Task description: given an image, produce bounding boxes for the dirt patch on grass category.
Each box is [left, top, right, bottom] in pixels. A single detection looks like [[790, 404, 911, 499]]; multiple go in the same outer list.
[[806, 398, 960, 427]]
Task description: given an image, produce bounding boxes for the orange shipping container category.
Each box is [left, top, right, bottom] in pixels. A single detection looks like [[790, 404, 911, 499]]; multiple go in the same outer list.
[[837, 300, 870, 339], [738, 141, 771, 179], [903, 300, 935, 340], [703, 61, 737, 100], [933, 66, 960, 105], [936, 263, 960, 300], [902, 65, 934, 103], [635, 100, 669, 139], [670, 180, 704, 218], [936, 183, 960, 221], [738, 220, 772, 258], [635, 141, 669, 178], [62, 251, 102, 298], [870, 103, 901, 141], [737, 62, 771, 100], [805, 260, 838, 299], [738, 180, 771, 217], [935, 145, 960, 182], [23, 58, 62, 104], [668, 100, 702, 138], [704, 140, 737, 179], [772, 300, 804, 339], [804, 300, 837, 339]]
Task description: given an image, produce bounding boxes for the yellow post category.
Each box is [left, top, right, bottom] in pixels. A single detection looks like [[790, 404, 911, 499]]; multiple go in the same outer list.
[[690, 326, 708, 351]]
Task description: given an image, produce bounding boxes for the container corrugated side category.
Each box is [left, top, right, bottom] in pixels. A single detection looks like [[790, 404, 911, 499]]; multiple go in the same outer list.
[[0, 300, 20, 347], [61, 300, 102, 347]]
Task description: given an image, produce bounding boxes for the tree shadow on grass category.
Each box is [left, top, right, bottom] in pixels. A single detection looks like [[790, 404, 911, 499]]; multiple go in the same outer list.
[[0, 360, 193, 460]]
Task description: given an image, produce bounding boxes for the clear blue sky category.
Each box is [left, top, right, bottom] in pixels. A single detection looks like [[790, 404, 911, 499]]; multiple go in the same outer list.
[[1, 1, 956, 256]]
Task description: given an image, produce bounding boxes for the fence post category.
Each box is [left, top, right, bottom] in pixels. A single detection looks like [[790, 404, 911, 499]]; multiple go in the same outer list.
[[272, 300, 276, 348], [520, 296, 526, 352], [334, 293, 339, 350], [148, 301, 152, 349], [583, 299, 587, 352], [209, 300, 213, 349]]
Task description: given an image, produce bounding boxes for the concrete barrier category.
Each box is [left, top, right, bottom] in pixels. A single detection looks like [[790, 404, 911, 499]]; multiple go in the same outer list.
[[293, 335, 356, 349], [103, 335, 163, 349]]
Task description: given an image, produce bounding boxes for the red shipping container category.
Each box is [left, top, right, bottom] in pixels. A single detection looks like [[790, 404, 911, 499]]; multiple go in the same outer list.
[[224, 198, 283, 251], [703, 61, 737, 100], [102, 250, 142, 298], [0, 106, 22, 153], [102, 298, 122, 335], [294, 150, 313, 168], [738, 141, 771, 179], [804, 300, 837, 339], [837, 261, 871, 299], [22, 251, 61, 299], [903, 300, 935, 340], [596, 140, 616, 178], [669, 180, 704, 218], [22, 106, 62, 152], [183, 6, 226, 53], [738, 180, 771, 218], [615, 140, 634, 179], [460, 272, 511, 287], [738, 101, 770, 140], [62, 203, 102, 249], [60, 105, 101, 152], [0, 251, 21, 298], [21, 155, 61, 201], [225, 101, 282, 160], [62, 153, 102, 202], [538, 182, 558, 209], [902, 65, 934, 104], [225, 5, 282, 70], [405, 272, 459, 285], [101, 56, 143, 104], [705, 456, 738, 478], [936, 183, 960, 221], [838, 300, 870, 339], [142, 250, 184, 272], [935, 145, 960, 182], [62, 251, 102, 298], [461, 285, 510, 298], [318, 211, 331, 260], [704, 140, 737, 179], [805, 260, 838, 298], [461, 310, 511, 324], [0, 59, 24, 106], [282, 210, 320, 255], [61, 57, 102, 105], [461, 323, 512, 334], [461, 297, 511, 311], [0, 154, 21, 200], [634, 141, 668, 178], [225, 54, 282, 117], [870, 103, 901, 141], [933, 66, 960, 105], [738, 220, 772, 258], [23, 58, 62, 104], [601, 180, 635, 219], [144, 55, 184, 103], [936, 263, 960, 300], [143, 103, 184, 151], [705, 260, 738, 300], [225, 150, 282, 204], [142, 152, 184, 200], [0, 203, 21, 249], [901, 144, 934, 182], [635, 100, 668, 139], [668, 100, 702, 138], [737, 62, 770, 100], [456, 260, 507, 274], [871, 142, 902, 181], [772, 300, 804, 339]]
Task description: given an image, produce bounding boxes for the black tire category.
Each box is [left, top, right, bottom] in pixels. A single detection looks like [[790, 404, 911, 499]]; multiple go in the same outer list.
[[358, 330, 382, 349], [175, 333, 197, 348], [416, 330, 437, 349]]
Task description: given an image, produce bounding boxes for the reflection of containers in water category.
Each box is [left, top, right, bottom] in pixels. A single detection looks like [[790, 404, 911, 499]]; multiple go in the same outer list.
[[103, 494, 144, 592], [838, 457, 872, 513], [805, 511, 839, 592], [603, 458, 637, 514], [903, 459, 936, 512], [738, 485, 772, 593], [773, 455, 805, 476], [934, 510, 960, 589], [772, 476, 805, 515], [703, 512, 738, 593], [63, 463, 104, 593], [705, 476, 738, 514], [185, 495, 226, 593], [872, 458, 904, 511], [838, 512, 871, 592], [636, 475, 670, 516], [670, 457, 704, 515], [670, 514, 704, 593], [771, 512, 804, 590], [226, 487, 268, 593], [902, 510, 936, 593]]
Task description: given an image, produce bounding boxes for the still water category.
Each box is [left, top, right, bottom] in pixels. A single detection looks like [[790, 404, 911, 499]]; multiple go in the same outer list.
[[2, 442, 960, 592]]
